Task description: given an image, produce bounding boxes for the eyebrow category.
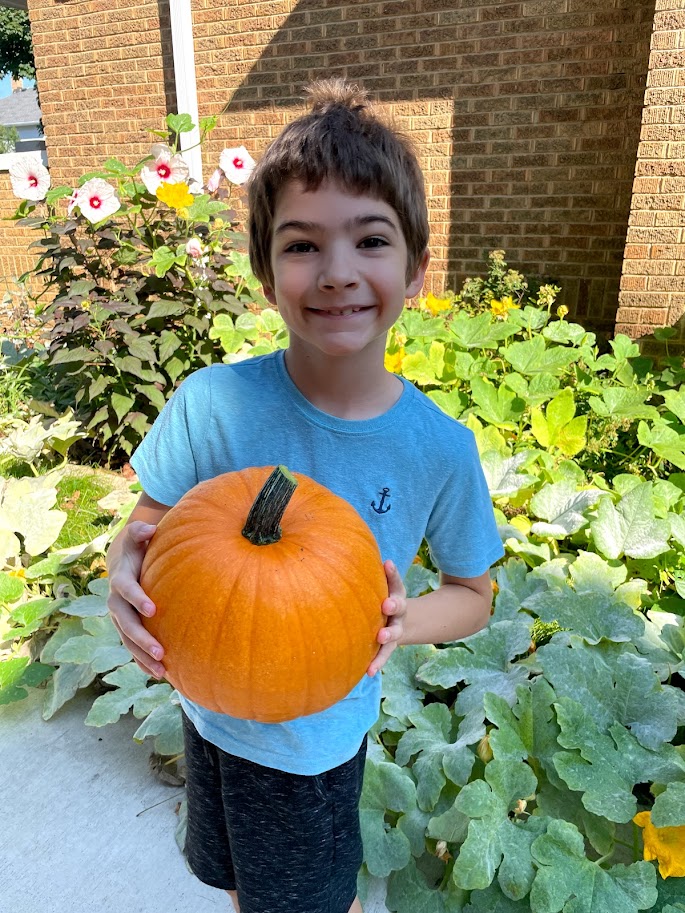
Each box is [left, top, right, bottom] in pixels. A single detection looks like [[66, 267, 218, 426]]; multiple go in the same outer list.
[[274, 214, 399, 235]]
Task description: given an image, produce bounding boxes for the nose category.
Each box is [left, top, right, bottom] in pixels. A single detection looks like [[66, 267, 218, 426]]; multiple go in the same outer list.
[[317, 245, 359, 291]]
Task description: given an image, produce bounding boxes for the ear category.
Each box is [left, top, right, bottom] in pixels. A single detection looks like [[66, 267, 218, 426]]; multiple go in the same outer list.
[[405, 248, 431, 300], [263, 285, 277, 307]]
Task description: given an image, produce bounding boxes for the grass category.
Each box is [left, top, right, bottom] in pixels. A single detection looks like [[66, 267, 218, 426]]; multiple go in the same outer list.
[[53, 474, 117, 549]]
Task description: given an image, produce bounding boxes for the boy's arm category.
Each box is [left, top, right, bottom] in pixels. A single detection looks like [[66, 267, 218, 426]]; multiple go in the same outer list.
[[368, 564, 493, 676], [106, 492, 171, 679], [401, 571, 492, 645]]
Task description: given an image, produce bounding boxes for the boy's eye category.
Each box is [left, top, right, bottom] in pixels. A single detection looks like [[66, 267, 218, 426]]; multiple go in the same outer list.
[[285, 241, 316, 254], [359, 236, 388, 249]]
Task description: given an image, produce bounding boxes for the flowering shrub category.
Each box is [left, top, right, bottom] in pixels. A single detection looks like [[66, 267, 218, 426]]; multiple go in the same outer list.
[[9, 114, 263, 464]]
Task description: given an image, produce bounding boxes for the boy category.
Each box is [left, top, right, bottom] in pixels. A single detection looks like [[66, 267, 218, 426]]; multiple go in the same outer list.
[[106, 80, 504, 913]]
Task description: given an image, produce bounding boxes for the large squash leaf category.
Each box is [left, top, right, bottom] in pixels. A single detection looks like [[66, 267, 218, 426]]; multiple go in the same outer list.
[[529, 819, 657, 913]]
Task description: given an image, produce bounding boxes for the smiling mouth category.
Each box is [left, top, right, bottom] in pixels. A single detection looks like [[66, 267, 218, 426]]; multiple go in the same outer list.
[[307, 306, 374, 317]]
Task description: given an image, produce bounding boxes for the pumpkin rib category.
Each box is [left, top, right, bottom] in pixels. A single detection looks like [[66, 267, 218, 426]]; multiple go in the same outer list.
[[206, 545, 256, 714], [298, 546, 364, 704]]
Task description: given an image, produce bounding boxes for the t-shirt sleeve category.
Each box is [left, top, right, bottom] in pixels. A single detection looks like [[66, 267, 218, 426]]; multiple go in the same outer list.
[[129, 368, 210, 506], [425, 431, 504, 578]]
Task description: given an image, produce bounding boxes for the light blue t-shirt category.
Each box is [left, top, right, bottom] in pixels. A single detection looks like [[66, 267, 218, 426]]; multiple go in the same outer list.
[[131, 349, 504, 774]]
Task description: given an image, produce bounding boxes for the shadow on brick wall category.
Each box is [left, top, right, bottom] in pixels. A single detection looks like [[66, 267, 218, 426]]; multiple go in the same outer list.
[[222, 0, 655, 337]]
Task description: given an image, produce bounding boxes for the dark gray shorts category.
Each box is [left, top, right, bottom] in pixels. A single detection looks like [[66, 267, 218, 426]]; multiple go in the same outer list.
[[182, 711, 367, 913]]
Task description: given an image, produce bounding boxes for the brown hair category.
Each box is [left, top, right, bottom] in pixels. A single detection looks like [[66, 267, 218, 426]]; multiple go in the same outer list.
[[247, 79, 429, 289]]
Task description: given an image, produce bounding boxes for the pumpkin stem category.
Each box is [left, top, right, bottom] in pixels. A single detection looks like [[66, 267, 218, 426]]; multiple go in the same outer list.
[[242, 465, 298, 545]]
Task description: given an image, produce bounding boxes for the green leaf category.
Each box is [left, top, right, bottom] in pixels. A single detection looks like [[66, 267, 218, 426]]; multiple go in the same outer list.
[[465, 882, 530, 912], [111, 392, 135, 423], [529, 481, 603, 538], [417, 621, 533, 724], [451, 313, 517, 350], [396, 703, 476, 810], [534, 781, 616, 857], [146, 300, 187, 320], [0, 657, 54, 705], [0, 475, 67, 559], [538, 640, 682, 750], [0, 572, 25, 604], [86, 661, 170, 727], [381, 644, 437, 727], [611, 335, 641, 361], [523, 587, 644, 645], [127, 336, 158, 364], [552, 696, 685, 823], [485, 680, 561, 779], [133, 691, 184, 755], [651, 781, 685, 828], [503, 337, 578, 376], [531, 389, 587, 456], [493, 560, 545, 621], [158, 330, 182, 363], [149, 245, 177, 278], [49, 345, 92, 366], [590, 482, 670, 560], [45, 185, 74, 205], [6, 596, 59, 639], [530, 819, 657, 913], [386, 858, 465, 913], [453, 759, 542, 899], [589, 388, 659, 421], [481, 451, 538, 498], [360, 753, 416, 877], [470, 377, 526, 430], [663, 389, 685, 425], [54, 614, 130, 674], [183, 193, 226, 224], [639, 420, 685, 470], [114, 356, 164, 384], [166, 112, 194, 134], [401, 350, 439, 386], [134, 383, 167, 412], [427, 389, 469, 420]]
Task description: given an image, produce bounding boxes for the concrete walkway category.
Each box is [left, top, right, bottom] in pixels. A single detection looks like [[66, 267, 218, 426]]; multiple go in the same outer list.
[[0, 686, 390, 913]]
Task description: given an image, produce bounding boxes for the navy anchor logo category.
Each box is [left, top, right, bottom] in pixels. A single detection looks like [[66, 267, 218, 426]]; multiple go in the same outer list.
[[371, 487, 391, 514]]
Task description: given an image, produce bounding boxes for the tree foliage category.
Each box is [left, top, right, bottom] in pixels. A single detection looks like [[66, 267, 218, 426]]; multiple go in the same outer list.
[[0, 9, 35, 82]]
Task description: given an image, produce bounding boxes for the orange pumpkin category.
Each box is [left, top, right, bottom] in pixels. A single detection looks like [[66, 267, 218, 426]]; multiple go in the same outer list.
[[140, 465, 387, 723]]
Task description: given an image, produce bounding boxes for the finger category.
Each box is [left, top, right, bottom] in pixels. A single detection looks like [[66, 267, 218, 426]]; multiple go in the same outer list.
[[368, 641, 397, 677], [126, 521, 158, 544], [108, 596, 165, 666], [384, 560, 406, 598], [110, 575, 156, 617]]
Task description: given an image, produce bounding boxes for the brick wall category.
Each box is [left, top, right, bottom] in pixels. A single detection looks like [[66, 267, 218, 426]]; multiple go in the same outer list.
[[617, 0, 685, 344], [25, 0, 174, 185], [193, 0, 654, 336]]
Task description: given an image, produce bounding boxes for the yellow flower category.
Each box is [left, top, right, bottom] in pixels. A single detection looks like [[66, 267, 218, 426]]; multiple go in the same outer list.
[[385, 348, 406, 373], [422, 292, 453, 317], [8, 568, 26, 579], [633, 811, 685, 878], [156, 181, 194, 211], [557, 305, 569, 320], [490, 295, 520, 319]]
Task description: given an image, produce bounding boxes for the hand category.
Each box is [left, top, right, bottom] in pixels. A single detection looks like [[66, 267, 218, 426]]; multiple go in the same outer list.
[[367, 559, 407, 677], [106, 521, 166, 679]]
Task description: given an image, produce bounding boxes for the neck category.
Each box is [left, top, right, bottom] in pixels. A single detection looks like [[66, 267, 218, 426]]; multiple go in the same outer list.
[[284, 341, 402, 420]]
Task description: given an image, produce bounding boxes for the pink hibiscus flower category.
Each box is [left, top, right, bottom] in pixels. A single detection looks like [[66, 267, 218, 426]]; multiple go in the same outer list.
[[9, 155, 51, 202], [140, 143, 190, 195]]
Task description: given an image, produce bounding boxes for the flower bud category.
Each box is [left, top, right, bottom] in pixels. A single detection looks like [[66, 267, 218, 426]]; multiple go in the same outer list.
[[186, 238, 203, 259], [477, 734, 493, 764]]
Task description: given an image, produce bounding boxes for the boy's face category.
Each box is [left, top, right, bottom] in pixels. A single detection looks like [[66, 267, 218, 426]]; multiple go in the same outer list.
[[263, 179, 429, 361]]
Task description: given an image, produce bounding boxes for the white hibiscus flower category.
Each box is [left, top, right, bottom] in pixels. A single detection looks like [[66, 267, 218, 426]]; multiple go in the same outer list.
[[140, 143, 190, 194], [9, 155, 51, 201], [75, 178, 121, 223], [218, 146, 256, 185]]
